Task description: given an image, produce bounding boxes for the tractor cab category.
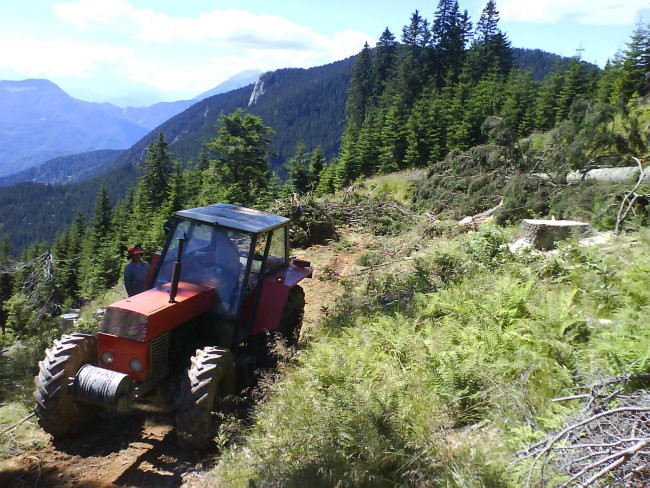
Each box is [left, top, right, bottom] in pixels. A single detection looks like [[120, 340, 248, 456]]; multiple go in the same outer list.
[[153, 204, 289, 319]]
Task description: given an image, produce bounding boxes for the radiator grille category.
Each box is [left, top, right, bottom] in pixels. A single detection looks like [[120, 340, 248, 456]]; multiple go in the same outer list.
[[150, 333, 169, 380]]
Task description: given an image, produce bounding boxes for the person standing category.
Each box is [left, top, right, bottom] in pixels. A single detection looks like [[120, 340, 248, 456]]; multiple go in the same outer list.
[[124, 245, 149, 297]]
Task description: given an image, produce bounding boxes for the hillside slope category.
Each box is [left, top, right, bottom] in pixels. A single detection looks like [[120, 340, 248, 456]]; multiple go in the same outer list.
[[0, 177, 647, 486], [0, 80, 148, 176]]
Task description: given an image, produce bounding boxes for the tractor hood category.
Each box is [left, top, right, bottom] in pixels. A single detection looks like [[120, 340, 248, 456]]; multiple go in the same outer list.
[[100, 282, 215, 341]]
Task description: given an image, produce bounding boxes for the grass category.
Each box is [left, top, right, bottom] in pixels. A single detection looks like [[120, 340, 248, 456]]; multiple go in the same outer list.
[[361, 170, 422, 204], [0, 402, 47, 461], [75, 284, 127, 333], [210, 227, 650, 487]]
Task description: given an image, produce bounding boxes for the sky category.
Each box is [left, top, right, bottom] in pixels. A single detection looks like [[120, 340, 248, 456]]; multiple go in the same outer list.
[[1, 0, 648, 106]]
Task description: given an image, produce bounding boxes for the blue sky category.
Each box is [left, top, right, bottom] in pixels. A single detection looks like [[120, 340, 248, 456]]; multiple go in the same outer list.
[[1, 0, 648, 106]]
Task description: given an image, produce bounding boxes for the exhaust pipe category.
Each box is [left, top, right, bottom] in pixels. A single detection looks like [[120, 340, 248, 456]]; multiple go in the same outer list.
[[169, 237, 186, 303]]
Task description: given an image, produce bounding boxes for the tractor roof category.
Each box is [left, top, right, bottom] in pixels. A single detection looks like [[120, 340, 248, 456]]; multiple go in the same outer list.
[[175, 203, 289, 234]]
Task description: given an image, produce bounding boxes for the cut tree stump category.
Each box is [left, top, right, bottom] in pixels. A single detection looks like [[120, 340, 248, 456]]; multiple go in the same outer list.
[[510, 219, 592, 252]]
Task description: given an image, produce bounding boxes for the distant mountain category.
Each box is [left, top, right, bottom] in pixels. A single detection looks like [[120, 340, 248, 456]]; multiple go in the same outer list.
[[0, 72, 262, 179], [105, 70, 262, 131], [512, 48, 575, 81], [0, 149, 124, 187], [193, 70, 262, 101], [0, 79, 148, 177], [111, 58, 354, 175]]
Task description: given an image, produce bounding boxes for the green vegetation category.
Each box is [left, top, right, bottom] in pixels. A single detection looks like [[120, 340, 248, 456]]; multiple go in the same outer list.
[[211, 227, 650, 487]]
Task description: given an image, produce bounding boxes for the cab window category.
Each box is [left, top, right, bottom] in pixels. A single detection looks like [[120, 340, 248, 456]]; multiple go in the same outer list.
[[265, 228, 287, 271]]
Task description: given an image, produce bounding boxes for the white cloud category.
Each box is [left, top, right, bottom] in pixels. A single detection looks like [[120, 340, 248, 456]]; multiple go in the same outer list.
[[44, 0, 372, 98], [53, 0, 134, 30], [499, 0, 648, 25], [0, 37, 128, 79]]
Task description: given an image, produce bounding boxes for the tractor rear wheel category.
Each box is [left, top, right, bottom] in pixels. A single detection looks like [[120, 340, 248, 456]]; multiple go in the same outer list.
[[175, 346, 235, 450], [34, 333, 98, 436], [278, 285, 305, 345]]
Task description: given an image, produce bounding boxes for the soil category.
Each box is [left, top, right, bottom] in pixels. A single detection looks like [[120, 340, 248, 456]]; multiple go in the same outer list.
[[0, 409, 218, 487]]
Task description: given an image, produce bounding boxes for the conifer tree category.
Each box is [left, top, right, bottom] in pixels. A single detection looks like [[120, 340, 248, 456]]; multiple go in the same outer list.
[[555, 55, 598, 122], [287, 140, 313, 194], [337, 118, 362, 185], [164, 161, 185, 216], [374, 28, 398, 97], [315, 160, 339, 195], [501, 70, 539, 137], [466, 0, 512, 80], [139, 132, 172, 209], [357, 107, 384, 177], [347, 42, 375, 128], [202, 109, 273, 208], [534, 64, 565, 130], [596, 57, 622, 105], [79, 185, 117, 297], [0, 235, 12, 334], [309, 146, 326, 186], [432, 0, 471, 87], [378, 100, 409, 172], [6, 242, 56, 336], [401, 10, 432, 106], [405, 89, 446, 167], [618, 22, 650, 102]]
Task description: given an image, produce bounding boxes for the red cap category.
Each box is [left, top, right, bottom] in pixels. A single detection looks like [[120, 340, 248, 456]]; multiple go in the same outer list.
[[128, 245, 142, 257]]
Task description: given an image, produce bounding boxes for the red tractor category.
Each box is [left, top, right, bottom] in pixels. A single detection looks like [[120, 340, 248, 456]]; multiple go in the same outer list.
[[34, 203, 312, 449]]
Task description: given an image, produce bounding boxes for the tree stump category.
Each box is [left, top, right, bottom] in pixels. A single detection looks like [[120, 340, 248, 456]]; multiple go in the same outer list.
[[510, 219, 592, 251]]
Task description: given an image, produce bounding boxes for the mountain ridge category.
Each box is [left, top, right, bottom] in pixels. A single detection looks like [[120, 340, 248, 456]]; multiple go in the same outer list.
[[0, 71, 262, 177]]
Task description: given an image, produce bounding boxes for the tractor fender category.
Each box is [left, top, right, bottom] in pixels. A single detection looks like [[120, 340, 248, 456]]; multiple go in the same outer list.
[[242, 263, 312, 335]]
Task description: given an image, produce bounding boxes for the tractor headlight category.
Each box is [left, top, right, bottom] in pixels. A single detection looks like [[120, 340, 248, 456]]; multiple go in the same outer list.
[[130, 358, 143, 372], [101, 351, 114, 365]]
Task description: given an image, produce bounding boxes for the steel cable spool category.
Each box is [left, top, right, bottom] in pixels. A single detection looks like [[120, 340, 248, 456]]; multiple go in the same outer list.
[[73, 365, 133, 407]]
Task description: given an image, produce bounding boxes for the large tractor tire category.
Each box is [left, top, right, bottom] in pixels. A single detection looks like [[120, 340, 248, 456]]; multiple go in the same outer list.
[[175, 346, 235, 450], [34, 333, 98, 436], [278, 285, 305, 346]]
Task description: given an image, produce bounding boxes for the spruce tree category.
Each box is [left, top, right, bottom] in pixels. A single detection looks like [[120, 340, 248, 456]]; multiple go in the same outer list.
[[309, 146, 326, 186], [139, 132, 172, 209], [347, 42, 375, 128], [337, 118, 362, 185], [79, 185, 116, 297], [378, 99, 409, 172], [501, 70, 539, 137], [619, 22, 650, 102], [203, 109, 274, 208], [401, 10, 432, 106], [432, 0, 470, 87], [555, 55, 598, 122], [374, 28, 398, 98], [0, 235, 12, 334], [466, 0, 512, 80], [287, 141, 313, 194]]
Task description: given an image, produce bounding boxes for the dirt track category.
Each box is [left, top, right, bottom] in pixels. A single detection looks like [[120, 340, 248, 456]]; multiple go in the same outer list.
[[0, 409, 220, 488]]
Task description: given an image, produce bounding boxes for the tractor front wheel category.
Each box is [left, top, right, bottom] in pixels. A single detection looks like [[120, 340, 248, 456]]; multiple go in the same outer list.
[[34, 333, 98, 436], [175, 346, 235, 450]]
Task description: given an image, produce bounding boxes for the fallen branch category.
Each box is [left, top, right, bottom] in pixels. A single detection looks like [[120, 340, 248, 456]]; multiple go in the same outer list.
[[518, 389, 650, 488], [0, 412, 35, 437], [562, 439, 649, 487], [615, 157, 646, 234]]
